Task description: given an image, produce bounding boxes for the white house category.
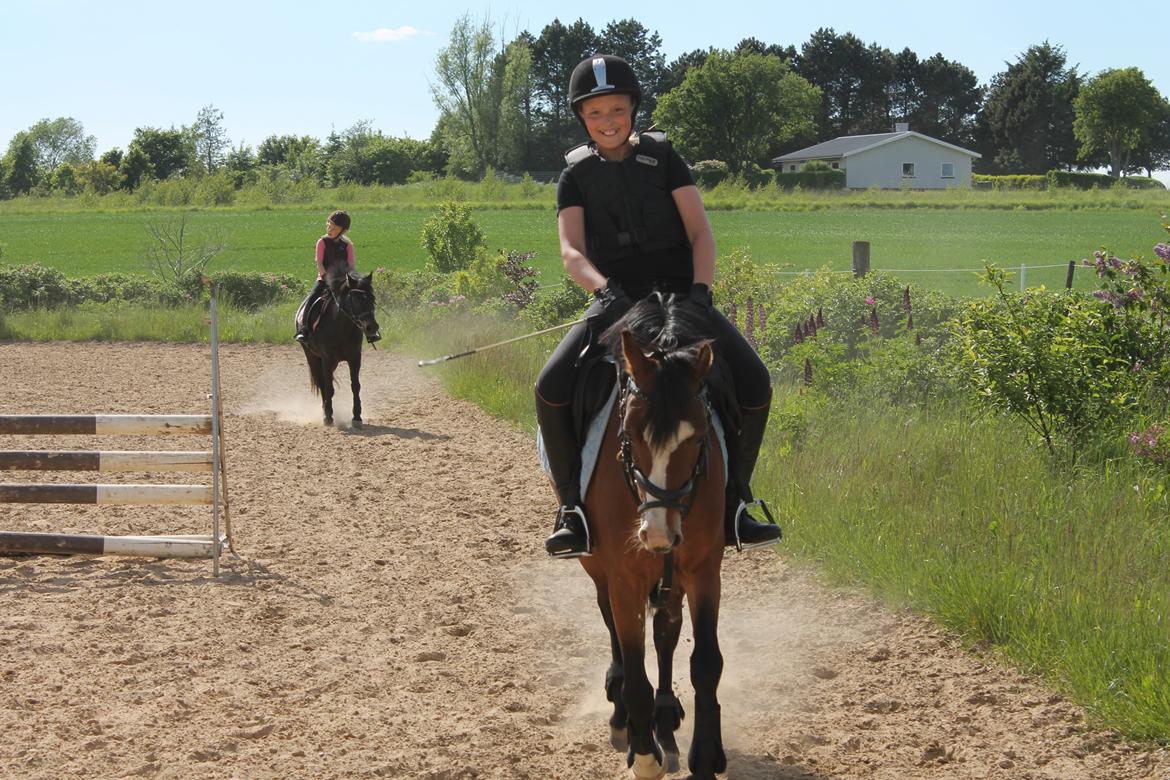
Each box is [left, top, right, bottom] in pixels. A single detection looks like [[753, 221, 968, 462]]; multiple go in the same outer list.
[[772, 124, 981, 189]]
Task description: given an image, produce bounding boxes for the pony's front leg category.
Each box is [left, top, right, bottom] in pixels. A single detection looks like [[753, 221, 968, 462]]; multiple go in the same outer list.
[[611, 588, 664, 780], [593, 580, 629, 751], [686, 581, 726, 779], [652, 593, 685, 774], [348, 355, 363, 428], [320, 356, 336, 426]]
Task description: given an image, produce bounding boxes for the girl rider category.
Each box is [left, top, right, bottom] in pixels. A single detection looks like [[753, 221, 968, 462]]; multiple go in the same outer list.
[[538, 54, 781, 558], [295, 210, 381, 344]]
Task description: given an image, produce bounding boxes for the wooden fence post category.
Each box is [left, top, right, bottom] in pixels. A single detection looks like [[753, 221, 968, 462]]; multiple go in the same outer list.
[[852, 241, 870, 277], [1066, 260, 1076, 289]]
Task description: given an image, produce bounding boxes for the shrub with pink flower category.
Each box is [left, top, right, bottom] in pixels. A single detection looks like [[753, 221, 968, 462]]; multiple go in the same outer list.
[[1129, 424, 1170, 465]]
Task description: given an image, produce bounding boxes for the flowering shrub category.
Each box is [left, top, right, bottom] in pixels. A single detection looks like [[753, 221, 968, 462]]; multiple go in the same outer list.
[[1129, 424, 1170, 466]]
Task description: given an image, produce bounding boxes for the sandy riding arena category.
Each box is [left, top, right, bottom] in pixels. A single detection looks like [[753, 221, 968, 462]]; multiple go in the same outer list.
[[1, 341, 1167, 780]]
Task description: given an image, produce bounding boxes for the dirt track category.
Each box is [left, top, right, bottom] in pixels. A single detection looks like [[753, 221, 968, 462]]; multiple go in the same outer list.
[[1, 341, 1167, 780]]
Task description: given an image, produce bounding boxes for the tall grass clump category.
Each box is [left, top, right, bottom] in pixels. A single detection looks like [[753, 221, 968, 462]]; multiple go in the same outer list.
[[757, 400, 1170, 740]]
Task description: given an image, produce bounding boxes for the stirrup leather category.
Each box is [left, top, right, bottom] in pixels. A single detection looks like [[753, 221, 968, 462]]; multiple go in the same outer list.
[[731, 498, 781, 552], [549, 505, 592, 559]]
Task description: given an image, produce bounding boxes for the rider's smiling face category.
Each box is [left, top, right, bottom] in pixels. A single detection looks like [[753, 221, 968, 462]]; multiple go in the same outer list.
[[325, 220, 345, 239]]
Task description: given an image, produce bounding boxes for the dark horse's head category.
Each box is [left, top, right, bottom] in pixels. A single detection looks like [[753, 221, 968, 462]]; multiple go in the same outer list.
[[327, 270, 380, 340], [602, 294, 716, 553]]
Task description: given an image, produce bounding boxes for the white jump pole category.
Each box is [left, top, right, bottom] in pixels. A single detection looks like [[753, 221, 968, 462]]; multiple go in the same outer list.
[[210, 282, 222, 576]]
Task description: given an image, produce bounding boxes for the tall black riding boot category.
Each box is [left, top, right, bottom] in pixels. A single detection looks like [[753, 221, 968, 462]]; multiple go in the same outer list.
[[725, 400, 782, 551], [537, 391, 590, 558]]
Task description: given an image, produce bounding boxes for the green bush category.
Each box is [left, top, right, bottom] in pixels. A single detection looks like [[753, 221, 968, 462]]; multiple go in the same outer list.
[[950, 266, 1153, 458], [67, 273, 179, 305], [691, 160, 731, 188], [739, 162, 773, 189], [973, 174, 1047, 191], [774, 168, 846, 190], [420, 201, 486, 273], [208, 271, 304, 310], [0, 263, 73, 308]]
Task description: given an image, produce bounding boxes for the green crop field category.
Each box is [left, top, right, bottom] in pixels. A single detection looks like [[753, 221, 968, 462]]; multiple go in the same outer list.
[[2, 202, 1167, 298]]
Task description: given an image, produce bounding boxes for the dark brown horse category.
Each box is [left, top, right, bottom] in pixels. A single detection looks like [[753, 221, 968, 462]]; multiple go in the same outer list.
[[299, 270, 380, 428], [582, 295, 729, 779]]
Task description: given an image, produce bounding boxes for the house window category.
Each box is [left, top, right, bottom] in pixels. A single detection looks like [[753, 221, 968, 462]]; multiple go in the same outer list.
[[831, 162, 839, 169], [789, 165, 797, 172], [941, 162, 955, 178], [902, 162, 915, 177]]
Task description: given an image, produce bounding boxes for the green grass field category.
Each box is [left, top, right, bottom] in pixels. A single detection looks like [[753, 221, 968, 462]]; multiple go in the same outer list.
[[3, 201, 1167, 298]]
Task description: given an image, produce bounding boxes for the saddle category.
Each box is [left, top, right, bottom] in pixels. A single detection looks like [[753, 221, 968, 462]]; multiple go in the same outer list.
[[538, 330, 736, 499], [295, 295, 331, 335]]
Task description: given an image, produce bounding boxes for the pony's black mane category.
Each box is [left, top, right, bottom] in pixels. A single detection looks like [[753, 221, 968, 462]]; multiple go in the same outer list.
[[601, 293, 713, 449]]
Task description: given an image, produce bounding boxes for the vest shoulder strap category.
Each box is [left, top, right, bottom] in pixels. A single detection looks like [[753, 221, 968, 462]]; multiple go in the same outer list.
[[564, 142, 595, 168]]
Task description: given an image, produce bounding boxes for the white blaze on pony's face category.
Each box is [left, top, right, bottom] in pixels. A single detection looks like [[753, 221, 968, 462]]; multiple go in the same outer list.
[[637, 419, 694, 552]]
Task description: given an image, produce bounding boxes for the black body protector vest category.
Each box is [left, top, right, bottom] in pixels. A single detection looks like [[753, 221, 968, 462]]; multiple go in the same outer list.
[[320, 236, 350, 276], [563, 132, 690, 280]]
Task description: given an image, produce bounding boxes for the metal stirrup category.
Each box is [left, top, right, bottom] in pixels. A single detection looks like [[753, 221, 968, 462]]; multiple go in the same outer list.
[[732, 498, 780, 552], [550, 505, 592, 558]]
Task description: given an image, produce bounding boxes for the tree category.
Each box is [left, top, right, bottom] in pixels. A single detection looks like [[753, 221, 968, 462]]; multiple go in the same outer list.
[[793, 28, 879, 139], [530, 18, 599, 166], [654, 50, 820, 171], [1129, 100, 1170, 177], [431, 14, 498, 176], [2, 132, 39, 195], [980, 42, 1081, 173], [24, 117, 96, 173], [191, 104, 230, 173], [121, 127, 190, 189], [598, 19, 667, 120], [1074, 67, 1166, 178], [659, 48, 713, 95], [431, 14, 533, 176]]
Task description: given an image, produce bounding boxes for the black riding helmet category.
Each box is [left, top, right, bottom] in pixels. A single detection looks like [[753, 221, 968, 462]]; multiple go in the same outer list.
[[568, 54, 642, 126], [328, 210, 351, 230]]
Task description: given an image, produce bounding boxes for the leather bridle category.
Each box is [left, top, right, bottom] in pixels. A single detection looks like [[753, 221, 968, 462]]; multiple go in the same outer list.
[[616, 370, 712, 521]]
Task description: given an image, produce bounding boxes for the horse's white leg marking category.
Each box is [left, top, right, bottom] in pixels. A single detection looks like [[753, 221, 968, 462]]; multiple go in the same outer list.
[[630, 751, 666, 779], [638, 421, 694, 551]]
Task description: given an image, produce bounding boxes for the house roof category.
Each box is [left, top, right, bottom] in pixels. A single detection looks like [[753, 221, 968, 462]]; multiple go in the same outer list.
[[773, 131, 980, 164]]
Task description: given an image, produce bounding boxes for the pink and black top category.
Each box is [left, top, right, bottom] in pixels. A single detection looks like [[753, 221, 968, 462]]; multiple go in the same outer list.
[[316, 235, 356, 280]]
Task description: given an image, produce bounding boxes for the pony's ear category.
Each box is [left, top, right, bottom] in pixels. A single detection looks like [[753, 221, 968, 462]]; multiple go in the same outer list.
[[363, 271, 374, 285], [691, 339, 715, 383], [621, 329, 655, 386]]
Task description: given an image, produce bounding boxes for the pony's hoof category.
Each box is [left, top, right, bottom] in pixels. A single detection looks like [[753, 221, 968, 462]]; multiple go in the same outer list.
[[629, 752, 665, 779], [663, 750, 679, 774], [609, 725, 628, 752], [323, 417, 333, 427], [352, 418, 363, 430]]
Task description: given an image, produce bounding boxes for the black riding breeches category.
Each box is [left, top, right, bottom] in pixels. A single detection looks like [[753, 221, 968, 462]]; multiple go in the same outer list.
[[534, 301, 771, 409], [298, 279, 328, 325]]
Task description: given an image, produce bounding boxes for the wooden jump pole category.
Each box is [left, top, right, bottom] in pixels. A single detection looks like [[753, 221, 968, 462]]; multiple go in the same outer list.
[[0, 531, 217, 558], [0, 451, 212, 472], [0, 415, 211, 436], [0, 483, 213, 505]]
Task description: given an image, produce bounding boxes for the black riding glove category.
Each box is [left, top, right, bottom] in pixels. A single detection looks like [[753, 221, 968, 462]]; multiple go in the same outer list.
[[685, 282, 714, 314], [591, 281, 633, 330]]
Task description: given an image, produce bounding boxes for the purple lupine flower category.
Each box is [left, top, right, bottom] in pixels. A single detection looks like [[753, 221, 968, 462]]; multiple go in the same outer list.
[[807, 315, 817, 339], [816, 307, 825, 327], [1092, 290, 1124, 308], [758, 303, 766, 333], [1155, 244, 1170, 261], [803, 357, 813, 387], [907, 312, 914, 330], [869, 307, 879, 334], [902, 286, 912, 313], [745, 300, 757, 349], [794, 324, 804, 344], [727, 303, 738, 329], [865, 296, 875, 306]]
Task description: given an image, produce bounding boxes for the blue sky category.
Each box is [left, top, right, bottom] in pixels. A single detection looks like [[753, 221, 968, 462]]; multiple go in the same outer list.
[[4, 0, 1168, 171]]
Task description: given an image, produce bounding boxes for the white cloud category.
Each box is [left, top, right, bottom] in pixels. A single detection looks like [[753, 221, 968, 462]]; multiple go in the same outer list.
[[352, 26, 424, 43]]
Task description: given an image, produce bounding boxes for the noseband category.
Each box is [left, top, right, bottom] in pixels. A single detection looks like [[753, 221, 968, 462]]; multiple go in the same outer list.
[[617, 371, 711, 520], [328, 281, 374, 328]]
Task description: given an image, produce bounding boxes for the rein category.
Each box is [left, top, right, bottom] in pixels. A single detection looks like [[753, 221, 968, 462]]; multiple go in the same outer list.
[[617, 371, 712, 521]]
